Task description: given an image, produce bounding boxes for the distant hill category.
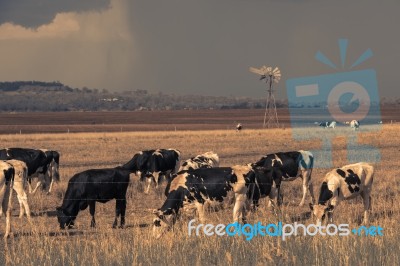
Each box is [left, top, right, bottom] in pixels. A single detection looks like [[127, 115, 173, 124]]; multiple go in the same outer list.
[[0, 81, 73, 91], [0, 81, 397, 112]]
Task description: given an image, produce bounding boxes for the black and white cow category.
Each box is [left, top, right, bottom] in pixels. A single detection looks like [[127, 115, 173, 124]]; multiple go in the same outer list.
[[253, 150, 315, 206], [319, 121, 337, 128], [142, 149, 181, 194], [153, 165, 275, 238], [0, 160, 31, 221], [0, 148, 60, 194], [56, 166, 132, 229], [0, 161, 14, 238], [178, 151, 219, 171], [349, 120, 360, 130], [310, 162, 374, 225]]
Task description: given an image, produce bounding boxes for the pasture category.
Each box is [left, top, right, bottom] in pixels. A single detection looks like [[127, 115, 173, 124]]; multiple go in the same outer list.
[[0, 125, 399, 265]]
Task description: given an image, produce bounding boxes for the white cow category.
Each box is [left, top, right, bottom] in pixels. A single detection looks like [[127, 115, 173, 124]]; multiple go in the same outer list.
[[310, 162, 374, 225], [0, 161, 14, 238]]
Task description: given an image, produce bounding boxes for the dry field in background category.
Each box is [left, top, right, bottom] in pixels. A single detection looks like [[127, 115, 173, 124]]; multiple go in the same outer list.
[[0, 125, 399, 265]]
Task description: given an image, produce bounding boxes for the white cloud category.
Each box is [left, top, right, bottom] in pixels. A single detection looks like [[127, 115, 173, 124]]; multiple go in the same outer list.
[[0, 0, 134, 90]]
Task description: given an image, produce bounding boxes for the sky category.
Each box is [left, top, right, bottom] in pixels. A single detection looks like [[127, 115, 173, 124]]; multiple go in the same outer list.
[[0, 0, 399, 98]]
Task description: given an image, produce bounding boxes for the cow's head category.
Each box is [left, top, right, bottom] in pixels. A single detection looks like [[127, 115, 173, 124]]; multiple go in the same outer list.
[[309, 203, 334, 225], [56, 207, 74, 229], [152, 208, 177, 238]]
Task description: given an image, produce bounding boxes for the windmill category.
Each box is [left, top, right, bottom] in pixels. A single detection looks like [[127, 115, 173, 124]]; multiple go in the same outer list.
[[249, 66, 281, 128]]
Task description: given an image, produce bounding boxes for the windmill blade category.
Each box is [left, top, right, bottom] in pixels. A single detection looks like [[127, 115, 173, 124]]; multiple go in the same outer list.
[[249, 67, 264, 75]]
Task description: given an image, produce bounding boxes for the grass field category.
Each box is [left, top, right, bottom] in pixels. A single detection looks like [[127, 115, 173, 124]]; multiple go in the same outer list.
[[0, 124, 399, 265]]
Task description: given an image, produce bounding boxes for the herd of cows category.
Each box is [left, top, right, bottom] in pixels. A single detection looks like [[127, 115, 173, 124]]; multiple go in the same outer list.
[[0, 147, 374, 239]]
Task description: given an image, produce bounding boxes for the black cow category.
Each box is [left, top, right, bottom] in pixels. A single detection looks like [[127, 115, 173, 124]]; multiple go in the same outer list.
[[142, 149, 180, 194], [0, 148, 60, 194], [253, 150, 315, 206], [56, 166, 132, 229], [153, 165, 275, 238]]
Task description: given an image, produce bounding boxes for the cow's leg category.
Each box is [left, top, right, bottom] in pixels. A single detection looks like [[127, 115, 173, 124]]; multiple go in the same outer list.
[[144, 177, 152, 194], [112, 198, 126, 228], [30, 174, 44, 194], [89, 201, 96, 228], [47, 179, 54, 194], [300, 169, 315, 206], [233, 193, 247, 223], [153, 172, 160, 189], [361, 191, 371, 224], [17, 193, 31, 221], [3, 185, 13, 239], [195, 202, 206, 223]]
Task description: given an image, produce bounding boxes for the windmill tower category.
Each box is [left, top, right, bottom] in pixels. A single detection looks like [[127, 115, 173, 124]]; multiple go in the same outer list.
[[249, 66, 281, 128]]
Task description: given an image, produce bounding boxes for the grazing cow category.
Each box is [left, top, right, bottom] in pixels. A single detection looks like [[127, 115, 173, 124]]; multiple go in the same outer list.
[[178, 151, 219, 171], [319, 121, 337, 128], [0, 161, 14, 238], [56, 166, 133, 229], [349, 120, 360, 130], [0, 148, 60, 194], [236, 123, 242, 132], [143, 149, 181, 194], [152, 165, 275, 238], [253, 150, 315, 206], [310, 162, 374, 225]]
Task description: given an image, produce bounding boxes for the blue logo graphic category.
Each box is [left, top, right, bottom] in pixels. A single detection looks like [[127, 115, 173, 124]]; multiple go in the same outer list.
[[286, 39, 381, 168]]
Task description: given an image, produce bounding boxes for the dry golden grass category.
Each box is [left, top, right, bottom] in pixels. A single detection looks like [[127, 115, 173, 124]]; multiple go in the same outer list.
[[0, 125, 399, 265]]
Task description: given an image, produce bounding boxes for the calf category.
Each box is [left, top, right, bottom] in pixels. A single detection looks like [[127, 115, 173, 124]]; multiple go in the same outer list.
[[310, 162, 374, 225], [152, 165, 275, 238], [0, 161, 14, 238], [178, 151, 219, 171], [253, 150, 315, 206], [56, 167, 131, 229]]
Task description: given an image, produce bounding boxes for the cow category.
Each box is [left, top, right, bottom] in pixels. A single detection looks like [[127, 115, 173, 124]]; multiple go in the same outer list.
[[178, 151, 219, 171], [0, 148, 60, 194], [122, 149, 155, 178], [0, 160, 31, 221], [152, 165, 275, 238], [319, 121, 337, 128], [309, 162, 374, 225], [236, 123, 242, 132], [253, 150, 315, 207], [349, 120, 360, 130], [56, 166, 133, 229], [0, 161, 14, 238], [142, 149, 181, 194]]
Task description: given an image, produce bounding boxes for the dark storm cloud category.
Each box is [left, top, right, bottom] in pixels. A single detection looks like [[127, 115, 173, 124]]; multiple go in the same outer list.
[[0, 0, 110, 28]]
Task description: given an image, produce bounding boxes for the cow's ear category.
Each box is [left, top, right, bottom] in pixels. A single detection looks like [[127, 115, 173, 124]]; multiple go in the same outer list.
[[326, 204, 334, 212], [309, 203, 314, 211]]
